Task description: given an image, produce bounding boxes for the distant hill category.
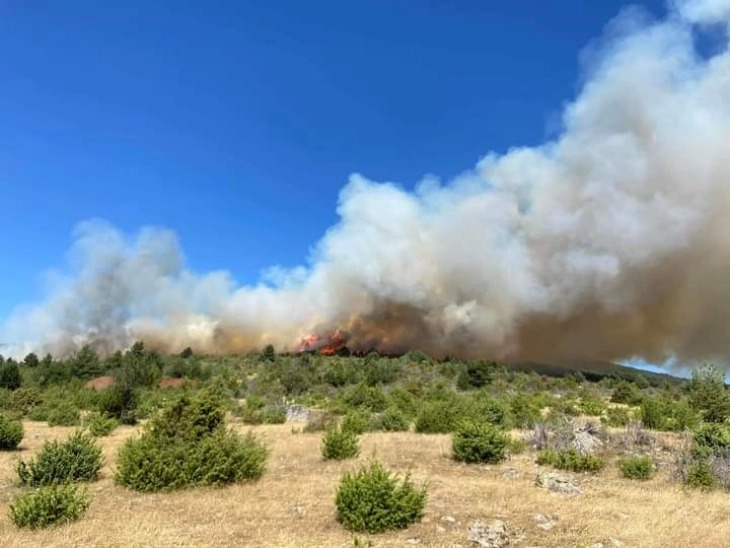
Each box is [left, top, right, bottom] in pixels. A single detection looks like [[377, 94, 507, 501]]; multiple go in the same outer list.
[[510, 358, 685, 387]]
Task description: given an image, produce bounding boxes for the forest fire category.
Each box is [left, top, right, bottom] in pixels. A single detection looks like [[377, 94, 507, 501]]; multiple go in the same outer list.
[[298, 330, 349, 356]]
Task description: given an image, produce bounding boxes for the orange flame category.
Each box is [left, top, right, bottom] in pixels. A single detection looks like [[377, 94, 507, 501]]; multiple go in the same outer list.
[[298, 330, 348, 355]]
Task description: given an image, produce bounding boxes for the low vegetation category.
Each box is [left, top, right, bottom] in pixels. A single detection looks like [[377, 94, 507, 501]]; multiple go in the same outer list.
[[17, 431, 103, 486], [115, 392, 268, 491], [452, 420, 510, 464], [85, 413, 119, 437], [322, 426, 360, 460], [1, 343, 730, 544], [9, 484, 90, 529], [0, 413, 23, 450], [335, 460, 427, 533], [619, 456, 654, 480], [536, 449, 606, 473]]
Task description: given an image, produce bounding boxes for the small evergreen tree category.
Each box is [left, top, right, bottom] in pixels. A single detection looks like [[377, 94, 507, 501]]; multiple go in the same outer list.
[[689, 363, 730, 423], [0, 360, 22, 390]]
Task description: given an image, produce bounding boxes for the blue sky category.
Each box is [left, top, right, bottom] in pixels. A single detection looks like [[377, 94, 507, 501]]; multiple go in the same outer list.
[[0, 0, 667, 319]]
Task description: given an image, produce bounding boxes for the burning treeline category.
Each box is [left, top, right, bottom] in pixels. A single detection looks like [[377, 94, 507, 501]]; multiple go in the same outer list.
[[3, 0, 730, 365]]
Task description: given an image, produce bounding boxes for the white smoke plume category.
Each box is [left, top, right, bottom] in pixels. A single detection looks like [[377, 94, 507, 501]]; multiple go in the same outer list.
[[3, 1, 730, 363]]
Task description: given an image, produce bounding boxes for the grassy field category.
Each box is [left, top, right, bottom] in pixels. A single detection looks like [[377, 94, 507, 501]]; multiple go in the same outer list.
[[2, 419, 730, 547]]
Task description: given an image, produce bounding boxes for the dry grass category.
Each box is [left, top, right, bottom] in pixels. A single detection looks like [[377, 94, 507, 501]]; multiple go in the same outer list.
[[1, 420, 729, 547]]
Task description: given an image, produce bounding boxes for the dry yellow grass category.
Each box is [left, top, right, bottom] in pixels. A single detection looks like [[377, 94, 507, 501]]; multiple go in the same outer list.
[[1, 420, 729, 547]]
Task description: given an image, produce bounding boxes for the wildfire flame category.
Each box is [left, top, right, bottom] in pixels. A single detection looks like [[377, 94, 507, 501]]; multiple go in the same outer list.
[[298, 330, 348, 355]]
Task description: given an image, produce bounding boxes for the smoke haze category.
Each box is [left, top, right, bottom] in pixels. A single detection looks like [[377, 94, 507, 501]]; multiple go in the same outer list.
[[3, 0, 730, 364]]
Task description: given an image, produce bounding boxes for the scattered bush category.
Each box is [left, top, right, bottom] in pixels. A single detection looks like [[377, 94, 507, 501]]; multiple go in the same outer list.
[[0, 360, 22, 390], [117, 428, 267, 492], [452, 420, 509, 464], [17, 431, 103, 486], [341, 384, 389, 413], [115, 393, 267, 492], [693, 423, 730, 455], [322, 426, 360, 460], [0, 413, 23, 449], [414, 400, 461, 434], [536, 449, 605, 473], [456, 361, 496, 390], [510, 394, 542, 428], [686, 459, 717, 491], [46, 403, 81, 427], [688, 363, 730, 424], [601, 407, 632, 428], [619, 456, 654, 480], [577, 396, 606, 417], [9, 484, 90, 529], [610, 381, 642, 405], [86, 413, 119, 437], [465, 394, 513, 429], [236, 397, 286, 425], [97, 385, 138, 425], [335, 460, 427, 533], [640, 397, 666, 430], [546, 400, 579, 418], [371, 407, 410, 432], [8, 387, 43, 417], [641, 396, 699, 432], [341, 411, 371, 435]]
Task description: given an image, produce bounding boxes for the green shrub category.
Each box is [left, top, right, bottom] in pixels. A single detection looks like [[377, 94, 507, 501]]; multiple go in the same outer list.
[[619, 456, 654, 480], [9, 484, 90, 529], [639, 396, 697, 432], [452, 421, 509, 464], [46, 403, 81, 427], [116, 429, 267, 492], [577, 397, 606, 417], [640, 397, 667, 430], [322, 426, 360, 460], [115, 393, 267, 492], [688, 363, 730, 423], [387, 388, 418, 419], [610, 381, 642, 405], [536, 449, 605, 473], [414, 401, 460, 434], [17, 431, 103, 486], [371, 408, 410, 432], [86, 413, 119, 437], [663, 399, 700, 431], [341, 384, 388, 412], [548, 399, 580, 418], [321, 360, 362, 388], [601, 407, 632, 427], [470, 395, 513, 429], [456, 361, 496, 389], [0, 413, 23, 450], [686, 459, 716, 491], [97, 385, 138, 425], [693, 423, 730, 455], [148, 392, 225, 442], [27, 405, 50, 422], [363, 358, 399, 386], [335, 460, 427, 533], [341, 411, 371, 435], [0, 361, 22, 390], [510, 395, 542, 428], [236, 397, 286, 425]]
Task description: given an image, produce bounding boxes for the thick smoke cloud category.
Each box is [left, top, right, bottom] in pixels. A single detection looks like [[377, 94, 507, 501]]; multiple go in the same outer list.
[[3, 1, 730, 363]]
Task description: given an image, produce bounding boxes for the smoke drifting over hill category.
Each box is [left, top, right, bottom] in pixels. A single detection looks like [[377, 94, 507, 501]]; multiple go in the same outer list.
[[3, 0, 730, 363]]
